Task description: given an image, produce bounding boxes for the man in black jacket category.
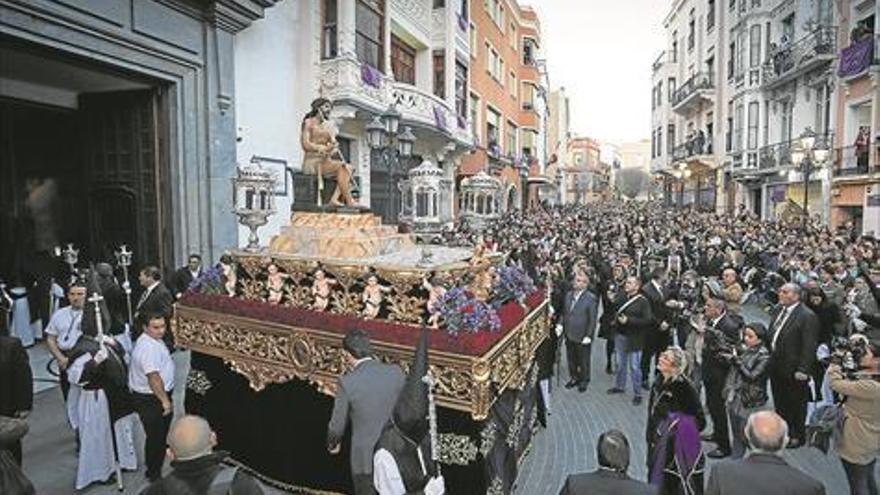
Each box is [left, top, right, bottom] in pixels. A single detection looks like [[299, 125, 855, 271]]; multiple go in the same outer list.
[[559, 429, 656, 495], [701, 297, 742, 458], [142, 415, 263, 495], [0, 325, 33, 465], [133, 266, 174, 349], [640, 268, 672, 389], [705, 411, 825, 495], [608, 276, 653, 405], [170, 254, 203, 300], [767, 283, 819, 447]]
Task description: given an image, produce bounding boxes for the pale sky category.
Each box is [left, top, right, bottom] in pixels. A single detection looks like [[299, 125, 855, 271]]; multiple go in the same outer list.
[[526, 0, 668, 143]]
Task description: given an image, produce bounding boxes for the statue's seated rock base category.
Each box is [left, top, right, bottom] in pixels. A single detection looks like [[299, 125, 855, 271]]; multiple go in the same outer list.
[[269, 212, 414, 259], [292, 173, 366, 213]]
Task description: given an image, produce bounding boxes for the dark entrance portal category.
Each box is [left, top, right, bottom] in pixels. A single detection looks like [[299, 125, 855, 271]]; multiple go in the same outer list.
[[0, 42, 172, 289]]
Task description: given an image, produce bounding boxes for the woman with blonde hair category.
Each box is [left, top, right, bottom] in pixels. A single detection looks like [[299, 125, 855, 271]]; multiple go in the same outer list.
[[647, 346, 706, 494]]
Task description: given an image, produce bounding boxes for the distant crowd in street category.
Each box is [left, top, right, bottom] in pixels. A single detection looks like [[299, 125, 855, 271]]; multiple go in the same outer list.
[[446, 201, 880, 495]]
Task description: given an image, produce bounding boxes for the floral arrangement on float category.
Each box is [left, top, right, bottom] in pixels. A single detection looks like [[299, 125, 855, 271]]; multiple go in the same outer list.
[[431, 287, 501, 337], [490, 266, 536, 308], [187, 266, 227, 296]]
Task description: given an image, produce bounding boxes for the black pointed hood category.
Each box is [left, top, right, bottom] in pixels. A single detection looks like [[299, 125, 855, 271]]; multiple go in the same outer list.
[[80, 264, 111, 338], [392, 326, 430, 443]]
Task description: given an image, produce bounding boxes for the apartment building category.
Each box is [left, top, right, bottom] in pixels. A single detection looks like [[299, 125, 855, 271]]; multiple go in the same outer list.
[[563, 137, 607, 204], [547, 88, 572, 204], [830, 0, 879, 234], [460, 0, 547, 212], [651, 0, 864, 225], [316, 0, 474, 224]]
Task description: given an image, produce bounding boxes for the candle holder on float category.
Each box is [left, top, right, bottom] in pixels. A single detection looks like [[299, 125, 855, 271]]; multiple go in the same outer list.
[[232, 162, 277, 252]]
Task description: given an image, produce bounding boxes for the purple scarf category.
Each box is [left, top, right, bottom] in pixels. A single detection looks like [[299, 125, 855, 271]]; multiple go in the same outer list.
[[649, 412, 703, 488]]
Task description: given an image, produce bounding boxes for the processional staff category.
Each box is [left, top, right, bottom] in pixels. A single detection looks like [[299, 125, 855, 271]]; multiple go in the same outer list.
[[86, 289, 125, 492], [114, 245, 134, 327]]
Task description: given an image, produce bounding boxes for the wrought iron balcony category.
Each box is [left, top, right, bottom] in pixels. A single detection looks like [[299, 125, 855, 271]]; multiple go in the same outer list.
[[757, 133, 834, 171], [671, 72, 714, 114], [762, 27, 836, 89], [831, 145, 879, 178], [672, 134, 713, 162]]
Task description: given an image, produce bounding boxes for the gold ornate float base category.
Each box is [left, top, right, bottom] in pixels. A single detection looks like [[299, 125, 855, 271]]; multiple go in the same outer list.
[[269, 212, 414, 259], [174, 300, 549, 420]]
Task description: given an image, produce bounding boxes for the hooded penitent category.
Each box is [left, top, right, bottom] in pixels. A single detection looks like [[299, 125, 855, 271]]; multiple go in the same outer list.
[[374, 327, 438, 493], [69, 266, 132, 422]]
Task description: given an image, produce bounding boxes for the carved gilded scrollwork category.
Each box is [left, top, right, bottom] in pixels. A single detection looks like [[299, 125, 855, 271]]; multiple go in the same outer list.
[[174, 300, 549, 420], [437, 433, 479, 466], [386, 293, 424, 324], [331, 290, 362, 316]]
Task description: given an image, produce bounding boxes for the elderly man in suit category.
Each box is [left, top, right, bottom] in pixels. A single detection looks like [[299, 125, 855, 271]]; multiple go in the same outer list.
[[558, 270, 599, 392], [133, 266, 174, 349], [559, 429, 656, 495], [706, 411, 825, 495], [608, 276, 654, 405], [767, 283, 819, 448], [328, 329, 405, 495]]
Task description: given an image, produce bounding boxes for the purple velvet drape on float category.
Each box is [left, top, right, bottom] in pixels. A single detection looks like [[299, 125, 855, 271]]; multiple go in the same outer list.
[[838, 38, 874, 78]]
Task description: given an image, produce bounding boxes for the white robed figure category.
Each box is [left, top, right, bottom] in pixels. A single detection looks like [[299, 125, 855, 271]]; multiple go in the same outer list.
[[67, 343, 138, 489], [65, 268, 137, 490]]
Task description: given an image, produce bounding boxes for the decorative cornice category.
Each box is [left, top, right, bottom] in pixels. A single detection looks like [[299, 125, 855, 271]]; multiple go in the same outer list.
[[208, 0, 283, 33]]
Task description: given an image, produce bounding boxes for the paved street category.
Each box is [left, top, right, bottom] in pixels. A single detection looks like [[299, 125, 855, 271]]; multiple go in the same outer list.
[[514, 304, 859, 495], [14, 305, 868, 495]]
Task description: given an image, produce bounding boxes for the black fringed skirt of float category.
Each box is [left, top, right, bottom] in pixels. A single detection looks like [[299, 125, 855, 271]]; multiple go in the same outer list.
[[176, 293, 549, 494]]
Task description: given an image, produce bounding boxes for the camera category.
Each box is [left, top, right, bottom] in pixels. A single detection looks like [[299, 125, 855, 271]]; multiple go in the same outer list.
[[829, 335, 869, 375]]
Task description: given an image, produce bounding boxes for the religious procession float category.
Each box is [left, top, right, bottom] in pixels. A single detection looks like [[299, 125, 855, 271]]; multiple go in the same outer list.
[[175, 99, 549, 494]]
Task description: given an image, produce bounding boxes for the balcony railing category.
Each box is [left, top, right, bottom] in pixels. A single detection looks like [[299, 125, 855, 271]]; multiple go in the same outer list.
[[672, 133, 713, 161], [319, 56, 472, 145], [832, 145, 879, 177], [762, 27, 836, 87], [838, 34, 879, 79], [671, 72, 714, 109], [757, 133, 834, 170]]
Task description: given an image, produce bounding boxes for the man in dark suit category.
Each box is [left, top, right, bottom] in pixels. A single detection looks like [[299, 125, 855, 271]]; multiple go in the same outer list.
[[706, 411, 825, 495], [328, 329, 405, 495], [559, 429, 656, 495], [559, 271, 599, 392], [640, 268, 672, 389], [608, 276, 653, 405], [0, 324, 33, 465], [133, 266, 174, 349], [701, 297, 743, 458], [170, 254, 203, 300], [767, 283, 819, 447]]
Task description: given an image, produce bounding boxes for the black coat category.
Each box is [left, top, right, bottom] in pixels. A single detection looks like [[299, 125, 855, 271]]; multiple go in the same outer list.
[[767, 303, 819, 376], [0, 336, 32, 417], [702, 313, 743, 370], [133, 283, 174, 346], [559, 469, 657, 495], [171, 267, 201, 299], [615, 293, 653, 352], [647, 376, 706, 454], [705, 453, 825, 495], [641, 281, 670, 328], [142, 452, 263, 495]]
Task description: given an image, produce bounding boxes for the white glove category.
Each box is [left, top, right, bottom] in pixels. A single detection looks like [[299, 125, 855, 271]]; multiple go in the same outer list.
[[122, 280, 131, 293], [424, 475, 445, 495], [581, 336, 592, 345], [853, 318, 868, 332], [555, 323, 563, 337], [93, 348, 109, 364], [100, 335, 116, 346]]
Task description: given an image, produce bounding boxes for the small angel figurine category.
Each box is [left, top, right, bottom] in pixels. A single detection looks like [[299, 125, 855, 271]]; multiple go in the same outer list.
[[311, 269, 337, 311], [219, 254, 237, 297], [471, 265, 496, 302], [266, 263, 288, 305], [361, 274, 391, 319], [422, 276, 447, 329]]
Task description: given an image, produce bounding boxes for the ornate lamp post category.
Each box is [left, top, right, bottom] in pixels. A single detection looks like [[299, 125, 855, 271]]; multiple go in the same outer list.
[[232, 162, 277, 252], [789, 127, 829, 229], [366, 104, 416, 223]]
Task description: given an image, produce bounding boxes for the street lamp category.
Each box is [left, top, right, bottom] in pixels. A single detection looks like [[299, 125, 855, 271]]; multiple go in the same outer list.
[[367, 104, 417, 222], [789, 127, 829, 229]]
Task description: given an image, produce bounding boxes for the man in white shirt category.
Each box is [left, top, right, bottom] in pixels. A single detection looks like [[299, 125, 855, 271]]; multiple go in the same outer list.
[[45, 281, 86, 403], [129, 312, 175, 481]]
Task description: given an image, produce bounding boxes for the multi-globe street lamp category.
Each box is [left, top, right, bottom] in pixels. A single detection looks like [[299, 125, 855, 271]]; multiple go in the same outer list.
[[366, 104, 416, 222], [789, 128, 829, 229]]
